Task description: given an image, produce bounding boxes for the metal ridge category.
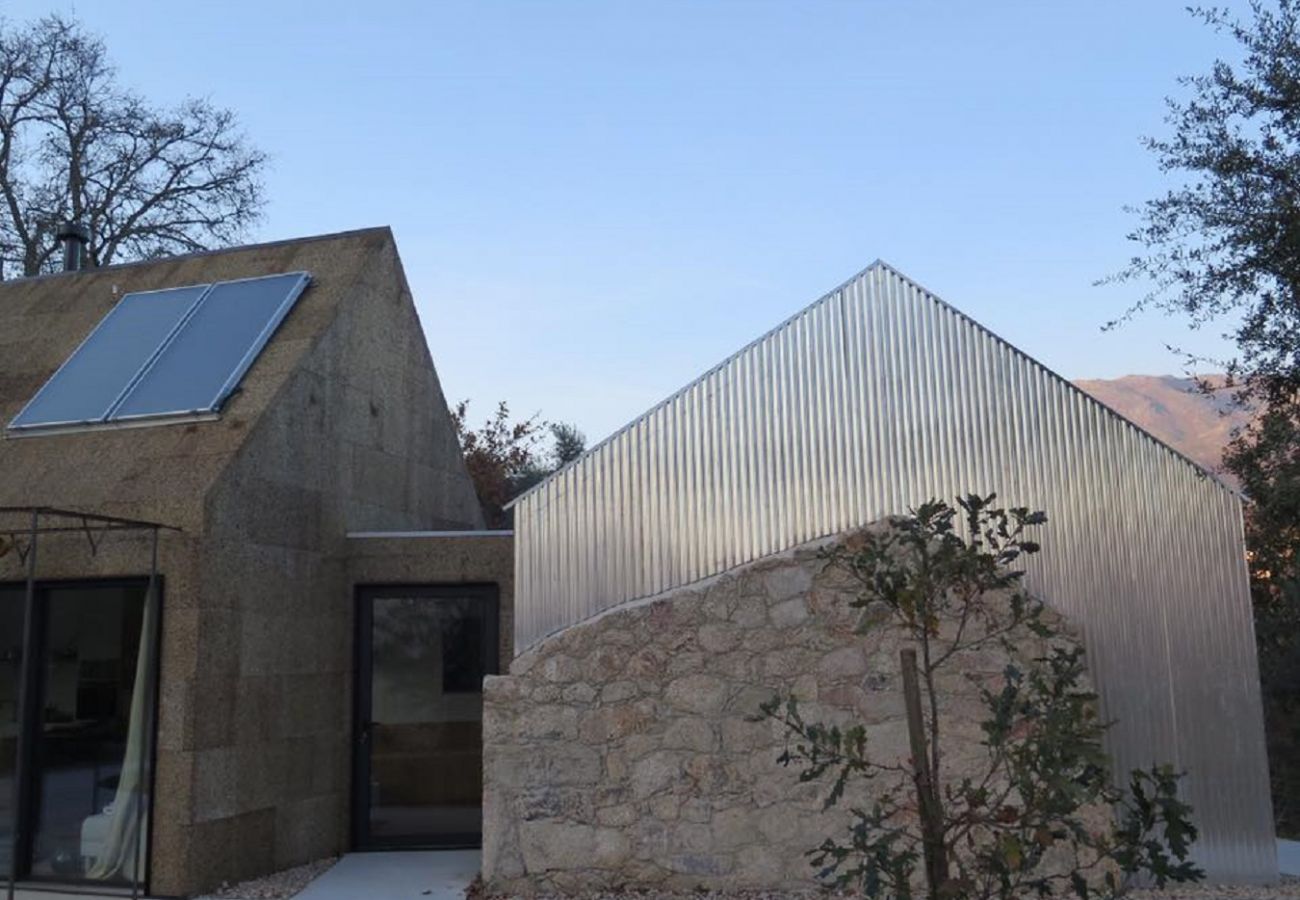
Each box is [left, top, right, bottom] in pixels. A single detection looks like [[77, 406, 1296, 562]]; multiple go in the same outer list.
[[505, 259, 1238, 510]]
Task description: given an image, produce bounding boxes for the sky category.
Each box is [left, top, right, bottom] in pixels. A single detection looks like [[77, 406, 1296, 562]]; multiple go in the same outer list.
[[8, 0, 1256, 443]]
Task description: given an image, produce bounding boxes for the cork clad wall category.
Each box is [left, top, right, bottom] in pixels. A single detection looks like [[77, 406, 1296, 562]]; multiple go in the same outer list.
[[346, 532, 516, 666], [0, 228, 485, 897], [481, 525, 1075, 894], [150, 232, 483, 895]]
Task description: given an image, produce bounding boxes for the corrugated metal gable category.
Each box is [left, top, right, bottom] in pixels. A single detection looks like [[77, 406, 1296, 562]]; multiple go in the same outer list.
[[511, 261, 1276, 882]]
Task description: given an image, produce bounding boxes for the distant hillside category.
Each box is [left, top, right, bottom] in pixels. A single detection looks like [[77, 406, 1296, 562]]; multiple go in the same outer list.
[[1072, 375, 1252, 481]]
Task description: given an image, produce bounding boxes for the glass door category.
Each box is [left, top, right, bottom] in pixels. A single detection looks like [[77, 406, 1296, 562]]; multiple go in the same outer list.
[[29, 585, 148, 884], [353, 585, 498, 849], [2, 580, 155, 887], [1, 587, 22, 882]]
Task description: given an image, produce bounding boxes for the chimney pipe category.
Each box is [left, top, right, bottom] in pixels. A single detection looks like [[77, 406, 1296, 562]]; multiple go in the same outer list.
[[57, 222, 89, 272]]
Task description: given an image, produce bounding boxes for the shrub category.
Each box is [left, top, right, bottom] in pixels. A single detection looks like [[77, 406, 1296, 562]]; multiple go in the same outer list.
[[759, 495, 1203, 900]]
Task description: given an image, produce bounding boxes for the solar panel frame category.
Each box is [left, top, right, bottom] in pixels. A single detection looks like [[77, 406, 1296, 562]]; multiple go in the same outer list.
[[209, 271, 312, 413], [108, 271, 312, 423], [7, 283, 213, 432], [6, 270, 312, 435]]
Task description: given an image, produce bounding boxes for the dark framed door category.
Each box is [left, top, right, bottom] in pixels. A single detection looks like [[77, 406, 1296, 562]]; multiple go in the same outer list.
[[2, 579, 159, 888], [352, 584, 499, 850]]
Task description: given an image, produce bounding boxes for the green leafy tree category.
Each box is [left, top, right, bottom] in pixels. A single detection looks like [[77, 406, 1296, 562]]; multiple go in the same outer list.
[[450, 400, 546, 529], [0, 14, 265, 275], [1226, 404, 1300, 833], [550, 422, 587, 467], [450, 401, 588, 528], [759, 496, 1203, 900], [1111, 1, 1300, 402], [1110, 0, 1300, 834]]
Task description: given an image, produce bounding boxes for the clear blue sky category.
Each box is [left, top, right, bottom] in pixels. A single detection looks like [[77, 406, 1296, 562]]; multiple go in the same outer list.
[[14, 0, 1251, 442]]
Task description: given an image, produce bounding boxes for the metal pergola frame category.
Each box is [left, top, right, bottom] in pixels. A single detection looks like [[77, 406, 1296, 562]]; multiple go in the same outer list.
[[1, 507, 180, 900]]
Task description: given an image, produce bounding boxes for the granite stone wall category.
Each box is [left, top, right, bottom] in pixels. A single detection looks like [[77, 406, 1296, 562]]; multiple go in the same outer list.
[[482, 525, 1068, 894]]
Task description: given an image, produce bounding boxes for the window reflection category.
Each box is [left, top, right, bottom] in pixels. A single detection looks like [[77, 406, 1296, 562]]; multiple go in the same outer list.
[[367, 592, 495, 845], [1, 587, 22, 879], [2, 582, 153, 885]]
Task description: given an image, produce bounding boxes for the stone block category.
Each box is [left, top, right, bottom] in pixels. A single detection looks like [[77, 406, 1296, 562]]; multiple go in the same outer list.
[[600, 680, 639, 703], [624, 645, 670, 678], [518, 785, 594, 822], [664, 674, 729, 716], [593, 828, 632, 867], [562, 682, 598, 704], [662, 717, 718, 752], [735, 845, 787, 886], [764, 565, 812, 602], [819, 644, 869, 679], [668, 853, 733, 878], [595, 803, 637, 827], [516, 704, 580, 741], [579, 700, 656, 743], [539, 654, 583, 683], [730, 596, 768, 628], [520, 821, 595, 871], [725, 684, 776, 718], [631, 751, 686, 799], [698, 622, 741, 653], [584, 646, 625, 681], [648, 794, 681, 821], [770, 596, 810, 627], [712, 806, 760, 849]]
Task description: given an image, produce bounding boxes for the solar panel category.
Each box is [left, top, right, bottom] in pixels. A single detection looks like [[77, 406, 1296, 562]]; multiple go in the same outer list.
[[113, 272, 311, 421], [7, 271, 311, 433], [8, 285, 208, 430]]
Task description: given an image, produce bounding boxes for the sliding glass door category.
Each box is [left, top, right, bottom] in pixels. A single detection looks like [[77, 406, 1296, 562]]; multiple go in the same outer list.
[[0, 587, 21, 880], [3, 580, 156, 887]]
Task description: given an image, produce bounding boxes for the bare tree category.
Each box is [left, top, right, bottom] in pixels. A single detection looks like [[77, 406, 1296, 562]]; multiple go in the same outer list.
[[0, 15, 265, 276]]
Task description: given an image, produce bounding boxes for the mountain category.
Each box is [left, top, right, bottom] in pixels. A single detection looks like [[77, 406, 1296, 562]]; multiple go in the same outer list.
[[1072, 375, 1252, 482]]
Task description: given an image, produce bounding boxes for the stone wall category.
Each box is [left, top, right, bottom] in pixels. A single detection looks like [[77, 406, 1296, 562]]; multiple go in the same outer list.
[[482, 526, 1066, 894]]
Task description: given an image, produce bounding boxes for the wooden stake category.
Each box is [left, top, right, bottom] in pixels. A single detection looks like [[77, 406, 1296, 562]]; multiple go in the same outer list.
[[902, 646, 948, 895]]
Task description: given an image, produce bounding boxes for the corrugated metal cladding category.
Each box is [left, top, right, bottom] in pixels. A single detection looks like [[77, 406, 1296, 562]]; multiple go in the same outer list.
[[509, 261, 1276, 882]]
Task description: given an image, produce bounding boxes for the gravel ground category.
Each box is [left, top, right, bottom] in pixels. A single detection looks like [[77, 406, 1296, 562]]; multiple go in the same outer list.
[[1126, 881, 1300, 900], [194, 864, 1300, 900], [478, 881, 1300, 900], [197, 856, 339, 899]]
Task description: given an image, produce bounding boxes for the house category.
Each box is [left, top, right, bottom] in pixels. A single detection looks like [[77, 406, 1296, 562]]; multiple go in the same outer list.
[[0, 236, 1278, 897], [0, 228, 512, 897], [486, 261, 1277, 888]]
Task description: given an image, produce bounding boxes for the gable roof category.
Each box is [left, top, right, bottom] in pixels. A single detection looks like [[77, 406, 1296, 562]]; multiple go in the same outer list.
[[507, 259, 1273, 879], [0, 227, 395, 530], [510, 259, 1236, 513]]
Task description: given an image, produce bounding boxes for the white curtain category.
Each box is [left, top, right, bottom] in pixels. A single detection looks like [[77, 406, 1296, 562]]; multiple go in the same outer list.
[[86, 587, 157, 882]]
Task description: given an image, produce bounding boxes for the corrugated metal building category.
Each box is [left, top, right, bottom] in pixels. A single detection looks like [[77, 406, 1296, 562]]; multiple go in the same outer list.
[[507, 261, 1276, 883]]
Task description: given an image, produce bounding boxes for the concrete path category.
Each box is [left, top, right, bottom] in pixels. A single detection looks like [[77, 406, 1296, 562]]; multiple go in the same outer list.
[[7, 850, 476, 900], [10, 891, 163, 899], [293, 850, 478, 900], [1280, 839, 1300, 877]]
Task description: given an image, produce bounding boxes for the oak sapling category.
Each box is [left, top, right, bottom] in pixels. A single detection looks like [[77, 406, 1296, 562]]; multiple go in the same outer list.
[[759, 495, 1203, 900]]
